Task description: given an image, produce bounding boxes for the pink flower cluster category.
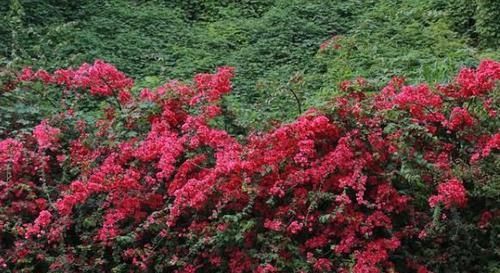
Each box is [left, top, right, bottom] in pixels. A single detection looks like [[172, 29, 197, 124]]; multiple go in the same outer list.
[[19, 60, 134, 99], [446, 107, 475, 131], [33, 120, 61, 150], [428, 179, 468, 209], [25, 210, 52, 238]]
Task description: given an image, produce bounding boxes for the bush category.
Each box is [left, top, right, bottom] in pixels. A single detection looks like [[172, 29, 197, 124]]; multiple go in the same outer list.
[[0, 60, 499, 272], [476, 0, 500, 49]]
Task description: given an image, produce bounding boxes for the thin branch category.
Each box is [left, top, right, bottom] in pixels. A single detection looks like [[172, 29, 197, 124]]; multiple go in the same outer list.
[[286, 86, 303, 115]]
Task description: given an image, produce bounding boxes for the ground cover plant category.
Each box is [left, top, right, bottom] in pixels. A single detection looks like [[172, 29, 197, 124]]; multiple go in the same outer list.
[[0, 59, 498, 272]]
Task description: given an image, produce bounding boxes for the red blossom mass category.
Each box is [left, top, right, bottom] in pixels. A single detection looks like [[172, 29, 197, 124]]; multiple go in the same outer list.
[[33, 120, 61, 150], [428, 178, 468, 209], [0, 59, 498, 272]]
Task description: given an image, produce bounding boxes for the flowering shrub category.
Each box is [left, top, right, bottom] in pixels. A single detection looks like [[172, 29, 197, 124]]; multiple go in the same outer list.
[[0, 59, 499, 272]]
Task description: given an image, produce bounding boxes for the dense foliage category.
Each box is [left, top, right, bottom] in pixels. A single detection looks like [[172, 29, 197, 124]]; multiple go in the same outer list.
[[2, 0, 499, 128], [0, 60, 498, 272]]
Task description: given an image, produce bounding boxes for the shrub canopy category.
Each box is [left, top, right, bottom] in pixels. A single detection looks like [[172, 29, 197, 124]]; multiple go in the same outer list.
[[0, 60, 498, 272]]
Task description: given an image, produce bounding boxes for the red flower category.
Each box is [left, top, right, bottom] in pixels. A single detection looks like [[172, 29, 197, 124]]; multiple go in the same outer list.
[[446, 107, 474, 131], [256, 264, 278, 273], [25, 210, 52, 238], [287, 221, 303, 234], [428, 178, 467, 209], [264, 219, 282, 231], [33, 120, 61, 150], [313, 258, 332, 272]]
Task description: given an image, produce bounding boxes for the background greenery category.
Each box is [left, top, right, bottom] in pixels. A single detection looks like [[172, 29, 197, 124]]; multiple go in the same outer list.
[[1, 0, 499, 130]]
